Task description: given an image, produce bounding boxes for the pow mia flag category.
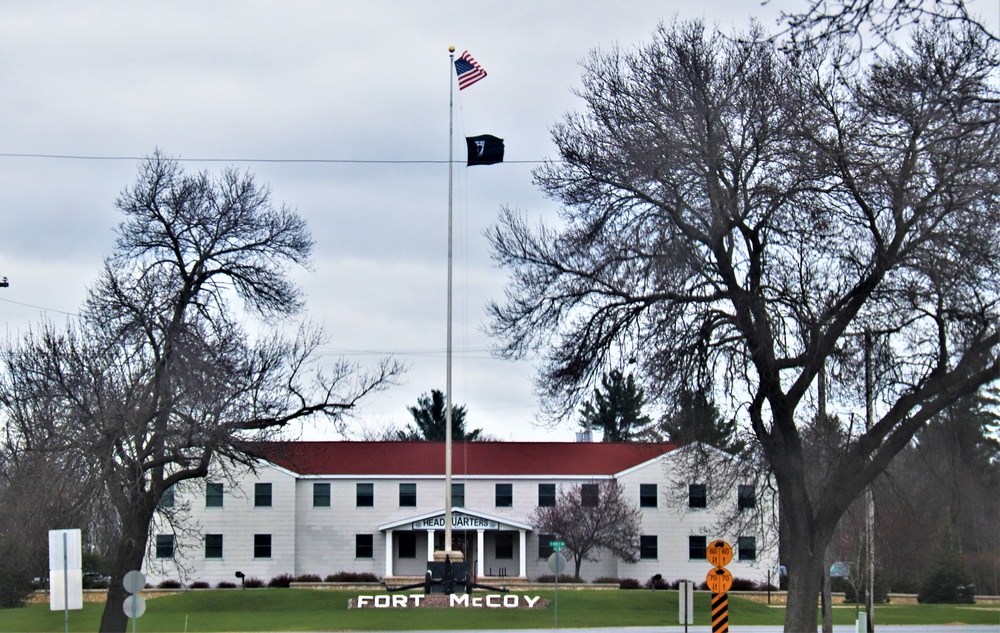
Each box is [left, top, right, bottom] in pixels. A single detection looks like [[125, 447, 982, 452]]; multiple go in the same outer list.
[[466, 134, 504, 166]]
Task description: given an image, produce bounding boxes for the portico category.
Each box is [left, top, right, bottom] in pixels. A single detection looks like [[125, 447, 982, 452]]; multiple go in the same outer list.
[[379, 509, 532, 580]]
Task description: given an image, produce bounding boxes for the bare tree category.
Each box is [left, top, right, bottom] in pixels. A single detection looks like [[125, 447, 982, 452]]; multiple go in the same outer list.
[[530, 481, 641, 579], [0, 153, 403, 631], [776, 0, 998, 56], [488, 20, 999, 630]]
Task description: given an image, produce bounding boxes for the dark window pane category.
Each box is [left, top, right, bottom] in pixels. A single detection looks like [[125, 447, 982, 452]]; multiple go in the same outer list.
[[254, 534, 272, 559], [640, 535, 657, 559], [689, 484, 707, 509], [313, 483, 331, 507], [398, 532, 417, 559], [356, 534, 374, 559], [738, 484, 756, 510], [357, 483, 374, 507], [452, 483, 465, 508], [399, 483, 416, 507], [206, 483, 224, 508], [254, 483, 272, 508], [495, 483, 513, 507], [205, 534, 223, 559], [689, 535, 707, 560], [495, 533, 514, 559], [538, 533, 555, 559], [639, 484, 657, 508], [738, 536, 757, 561], [155, 534, 174, 559], [538, 483, 556, 507], [158, 486, 175, 509], [581, 484, 599, 507]]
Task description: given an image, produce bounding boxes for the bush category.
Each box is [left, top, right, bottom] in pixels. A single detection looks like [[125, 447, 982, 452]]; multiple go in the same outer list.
[[644, 575, 670, 590], [323, 572, 379, 583], [189, 581, 210, 589], [268, 574, 295, 588], [918, 568, 975, 604], [0, 535, 33, 608], [730, 577, 757, 591], [295, 574, 322, 583], [157, 579, 182, 589], [535, 574, 584, 583], [618, 578, 642, 590], [244, 577, 264, 588], [216, 581, 237, 589]]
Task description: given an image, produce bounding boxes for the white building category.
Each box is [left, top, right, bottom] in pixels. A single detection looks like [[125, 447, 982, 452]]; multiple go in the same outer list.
[[145, 441, 776, 586]]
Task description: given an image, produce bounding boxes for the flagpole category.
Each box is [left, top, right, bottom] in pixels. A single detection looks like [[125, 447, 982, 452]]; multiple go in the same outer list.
[[444, 44, 456, 559]]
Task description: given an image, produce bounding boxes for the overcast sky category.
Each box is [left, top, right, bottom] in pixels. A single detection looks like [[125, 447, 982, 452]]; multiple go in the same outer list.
[[2, 1, 996, 442]]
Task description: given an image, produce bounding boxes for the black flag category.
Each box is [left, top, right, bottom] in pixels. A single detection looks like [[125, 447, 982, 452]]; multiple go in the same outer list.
[[466, 134, 504, 166]]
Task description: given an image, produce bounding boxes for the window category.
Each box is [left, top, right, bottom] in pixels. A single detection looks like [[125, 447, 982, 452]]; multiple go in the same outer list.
[[313, 483, 331, 507], [738, 536, 757, 561], [357, 483, 374, 507], [399, 483, 417, 507], [538, 483, 556, 507], [640, 535, 658, 560], [452, 483, 465, 508], [254, 483, 272, 508], [581, 483, 599, 507], [689, 535, 707, 560], [205, 483, 224, 508], [495, 483, 513, 508], [356, 534, 374, 559], [639, 484, 657, 508], [689, 484, 707, 509], [538, 534, 555, 560], [495, 533, 514, 559], [254, 534, 272, 559], [205, 534, 223, 559], [738, 484, 756, 510], [398, 532, 417, 559], [158, 486, 174, 509], [155, 534, 174, 559]]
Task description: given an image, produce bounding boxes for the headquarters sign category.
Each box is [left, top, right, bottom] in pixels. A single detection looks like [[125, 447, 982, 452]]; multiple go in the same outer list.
[[412, 513, 499, 530]]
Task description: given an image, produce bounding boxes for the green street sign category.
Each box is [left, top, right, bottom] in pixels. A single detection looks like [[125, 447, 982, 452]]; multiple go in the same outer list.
[[550, 540, 566, 552]]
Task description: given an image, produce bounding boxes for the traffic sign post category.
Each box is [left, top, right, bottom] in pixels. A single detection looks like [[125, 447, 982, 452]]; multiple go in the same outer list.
[[706, 540, 733, 633], [547, 550, 567, 629]]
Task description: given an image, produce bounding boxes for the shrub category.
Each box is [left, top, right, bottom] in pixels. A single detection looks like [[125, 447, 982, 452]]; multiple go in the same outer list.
[[189, 581, 210, 589], [535, 574, 584, 583], [216, 581, 237, 589], [323, 572, 379, 583], [244, 577, 264, 588], [644, 575, 669, 590], [295, 574, 322, 583], [918, 568, 975, 604], [618, 578, 642, 590], [268, 573, 295, 588], [0, 535, 33, 608], [157, 579, 182, 589], [730, 577, 757, 591]]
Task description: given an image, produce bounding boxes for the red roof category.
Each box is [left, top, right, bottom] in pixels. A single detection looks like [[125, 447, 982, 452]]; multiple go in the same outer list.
[[250, 441, 679, 477]]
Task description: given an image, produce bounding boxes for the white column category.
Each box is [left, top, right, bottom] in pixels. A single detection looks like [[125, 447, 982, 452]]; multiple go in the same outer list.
[[384, 530, 394, 578], [427, 530, 435, 561], [476, 529, 485, 578], [518, 529, 527, 578]]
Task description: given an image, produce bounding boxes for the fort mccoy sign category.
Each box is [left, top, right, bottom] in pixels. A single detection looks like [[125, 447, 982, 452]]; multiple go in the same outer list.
[[351, 594, 547, 609]]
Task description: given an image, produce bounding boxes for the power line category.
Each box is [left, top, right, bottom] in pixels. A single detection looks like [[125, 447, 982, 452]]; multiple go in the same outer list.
[[0, 152, 549, 165]]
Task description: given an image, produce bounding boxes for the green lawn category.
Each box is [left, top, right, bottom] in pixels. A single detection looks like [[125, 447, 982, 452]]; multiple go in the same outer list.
[[2, 589, 997, 632]]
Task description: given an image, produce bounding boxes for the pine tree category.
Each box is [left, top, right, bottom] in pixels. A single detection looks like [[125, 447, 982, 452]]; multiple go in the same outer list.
[[579, 370, 651, 442]]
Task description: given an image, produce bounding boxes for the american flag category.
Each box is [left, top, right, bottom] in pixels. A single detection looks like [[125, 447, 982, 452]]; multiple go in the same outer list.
[[454, 50, 487, 90]]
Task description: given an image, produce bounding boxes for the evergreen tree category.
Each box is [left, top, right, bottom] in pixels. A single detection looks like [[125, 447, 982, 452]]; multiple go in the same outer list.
[[578, 370, 651, 442], [658, 389, 744, 453], [398, 390, 482, 441]]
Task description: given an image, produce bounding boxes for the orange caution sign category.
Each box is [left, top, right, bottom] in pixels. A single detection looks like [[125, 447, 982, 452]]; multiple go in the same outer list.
[[705, 566, 733, 594], [706, 539, 733, 567]]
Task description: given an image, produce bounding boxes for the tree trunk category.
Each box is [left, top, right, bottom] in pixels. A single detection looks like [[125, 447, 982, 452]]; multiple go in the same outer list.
[[783, 530, 829, 632], [99, 512, 153, 633]]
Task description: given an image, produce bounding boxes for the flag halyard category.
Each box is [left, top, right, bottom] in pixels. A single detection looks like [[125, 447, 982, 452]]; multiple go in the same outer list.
[[454, 50, 487, 90]]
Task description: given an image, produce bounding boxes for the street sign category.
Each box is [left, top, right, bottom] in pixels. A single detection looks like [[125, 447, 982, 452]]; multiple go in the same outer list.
[[547, 552, 567, 574], [122, 570, 146, 595], [705, 566, 733, 594], [122, 595, 146, 619], [706, 539, 733, 567], [550, 540, 565, 552]]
